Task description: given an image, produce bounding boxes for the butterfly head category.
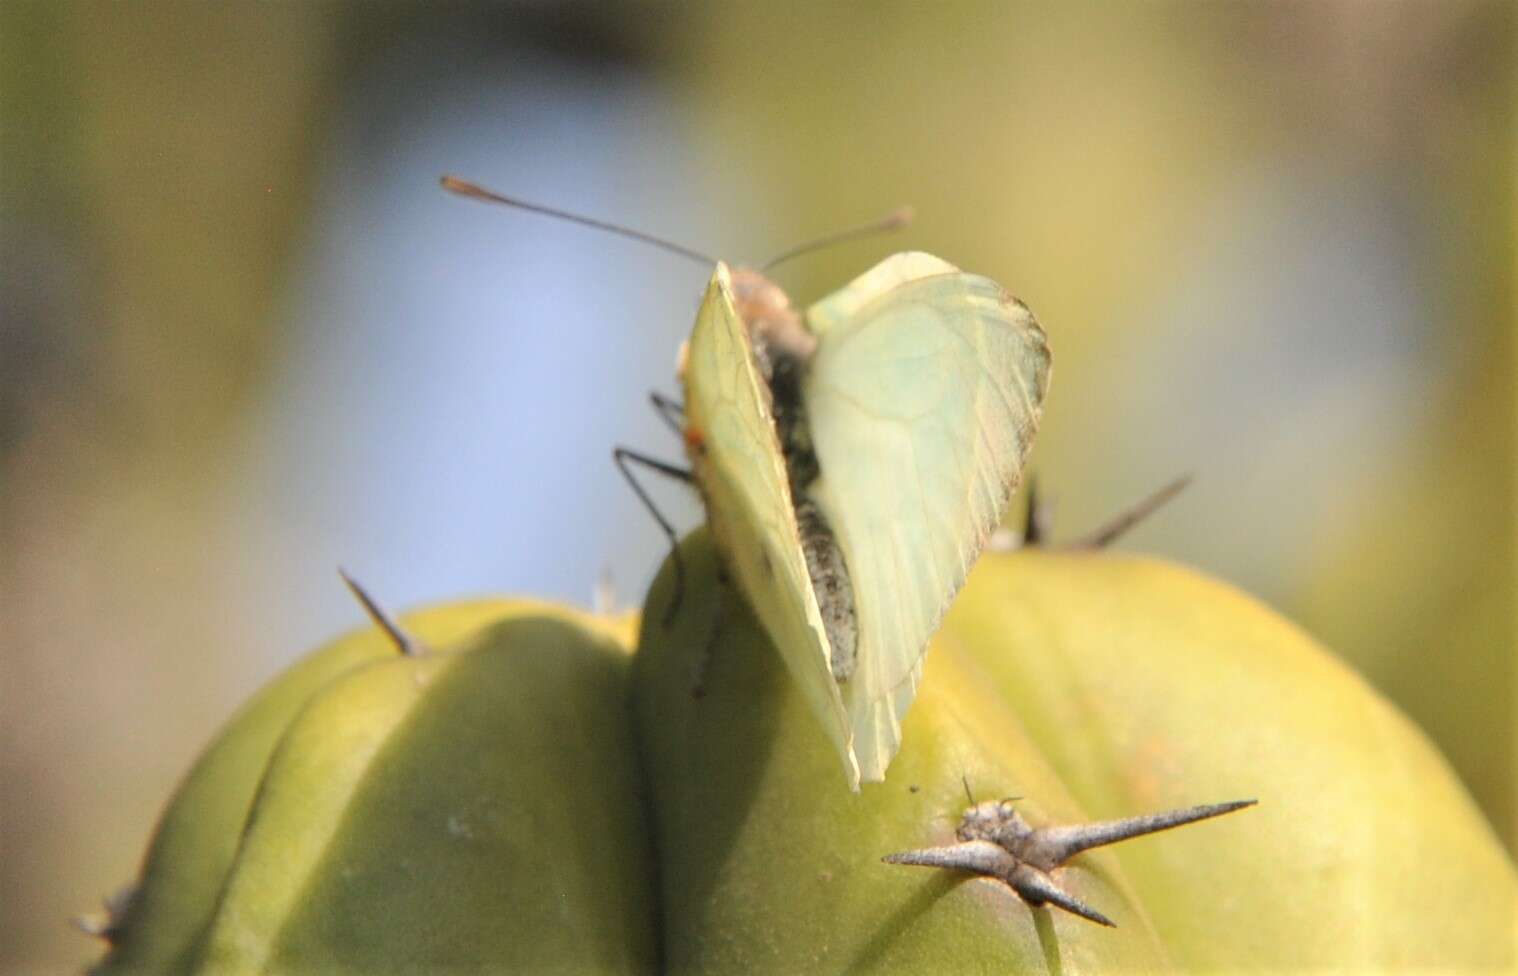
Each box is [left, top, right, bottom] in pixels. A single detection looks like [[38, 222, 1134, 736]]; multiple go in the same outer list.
[[730, 268, 817, 364], [730, 268, 791, 322]]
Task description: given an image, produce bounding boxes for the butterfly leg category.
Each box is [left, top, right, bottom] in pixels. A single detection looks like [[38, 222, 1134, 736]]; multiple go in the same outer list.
[[611, 446, 693, 626], [648, 390, 685, 436]]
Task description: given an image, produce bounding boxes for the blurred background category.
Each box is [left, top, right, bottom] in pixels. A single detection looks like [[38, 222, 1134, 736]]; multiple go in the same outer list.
[[1, 2, 1511, 970]]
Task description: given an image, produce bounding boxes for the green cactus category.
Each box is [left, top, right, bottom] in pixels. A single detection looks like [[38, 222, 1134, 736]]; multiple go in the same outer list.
[[634, 531, 1515, 972], [634, 533, 1183, 972], [943, 548, 1518, 970], [88, 535, 1517, 973], [91, 597, 652, 975]]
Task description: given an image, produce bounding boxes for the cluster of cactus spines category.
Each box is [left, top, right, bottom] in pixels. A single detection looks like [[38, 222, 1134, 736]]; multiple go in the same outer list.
[[884, 796, 1257, 927]]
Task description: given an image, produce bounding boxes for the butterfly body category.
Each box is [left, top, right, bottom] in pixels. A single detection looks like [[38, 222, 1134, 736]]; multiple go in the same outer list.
[[731, 268, 861, 682]]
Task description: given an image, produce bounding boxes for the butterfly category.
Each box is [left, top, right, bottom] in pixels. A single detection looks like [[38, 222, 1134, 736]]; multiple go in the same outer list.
[[442, 178, 1051, 790], [680, 256, 1049, 789]]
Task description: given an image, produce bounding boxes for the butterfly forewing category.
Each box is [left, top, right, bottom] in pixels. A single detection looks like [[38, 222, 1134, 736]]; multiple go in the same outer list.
[[682, 264, 860, 788]]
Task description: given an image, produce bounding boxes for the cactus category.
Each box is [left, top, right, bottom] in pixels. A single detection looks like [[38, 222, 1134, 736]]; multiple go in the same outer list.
[[90, 595, 653, 975], [634, 531, 1516, 972], [941, 546, 1518, 969], [87, 537, 1517, 973]]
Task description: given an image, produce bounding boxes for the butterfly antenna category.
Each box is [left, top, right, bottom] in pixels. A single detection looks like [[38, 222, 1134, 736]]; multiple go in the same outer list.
[[440, 175, 716, 267], [962, 773, 976, 806], [760, 205, 915, 273]]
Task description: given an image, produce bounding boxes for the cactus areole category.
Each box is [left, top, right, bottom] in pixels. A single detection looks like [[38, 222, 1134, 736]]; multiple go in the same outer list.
[[86, 534, 1517, 974]]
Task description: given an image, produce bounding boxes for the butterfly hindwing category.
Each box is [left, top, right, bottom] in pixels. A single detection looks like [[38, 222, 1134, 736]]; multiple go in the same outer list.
[[802, 252, 1051, 781]]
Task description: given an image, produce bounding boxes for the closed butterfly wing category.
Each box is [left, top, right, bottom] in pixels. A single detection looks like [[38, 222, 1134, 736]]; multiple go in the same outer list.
[[803, 252, 1051, 781], [681, 264, 860, 788]]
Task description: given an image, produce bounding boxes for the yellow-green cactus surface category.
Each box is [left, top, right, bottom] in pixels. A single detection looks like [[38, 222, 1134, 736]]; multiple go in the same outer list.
[[93, 600, 654, 975], [91, 535, 1516, 974], [635, 532, 1515, 973]]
